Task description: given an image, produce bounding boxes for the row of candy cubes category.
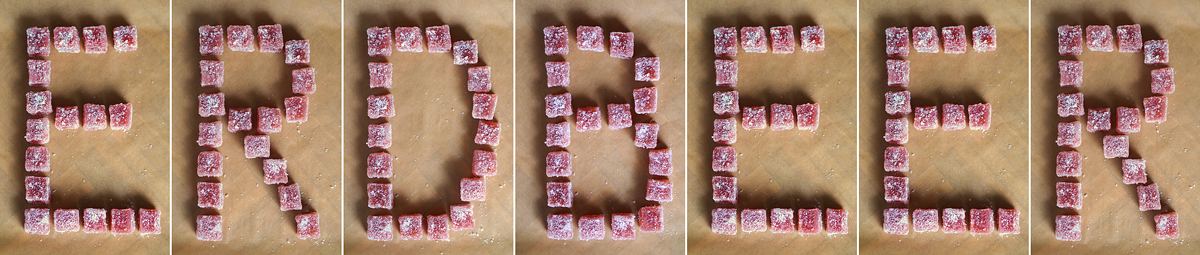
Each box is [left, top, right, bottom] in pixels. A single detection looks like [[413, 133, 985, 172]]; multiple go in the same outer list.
[[25, 207, 159, 236], [885, 25, 995, 56], [714, 25, 825, 56], [28, 25, 137, 56]]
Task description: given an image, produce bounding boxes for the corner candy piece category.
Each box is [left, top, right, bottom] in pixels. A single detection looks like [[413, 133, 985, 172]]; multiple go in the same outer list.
[[55, 209, 80, 232], [639, 206, 664, 232], [367, 215, 393, 241], [712, 176, 737, 204], [912, 26, 939, 53], [1103, 135, 1129, 158], [883, 208, 909, 235], [714, 27, 738, 57], [1059, 60, 1082, 87], [740, 26, 767, 53], [366, 27, 392, 57], [451, 203, 476, 231], [1058, 25, 1082, 56], [885, 27, 910, 57], [285, 40, 310, 65], [793, 103, 820, 130], [1144, 40, 1169, 65], [1151, 67, 1175, 95], [1116, 24, 1142, 53], [970, 208, 993, 235], [397, 214, 423, 240], [426, 25, 451, 53], [1056, 121, 1082, 148], [1138, 184, 1161, 211], [1086, 108, 1110, 133], [770, 25, 794, 54], [198, 25, 223, 56], [968, 103, 991, 131], [1086, 25, 1113, 52], [543, 25, 569, 56], [25, 208, 50, 235], [827, 209, 849, 235], [712, 146, 737, 172], [741, 209, 767, 233], [972, 25, 996, 52], [998, 209, 1020, 235], [226, 25, 253, 52], [634, 57, 661, 82], [1056, 215, 1081, 241], [1056, 182, 1081, 209], [53, 26, 79, 53], [547, 213, 573, 240], [883, 146, 909, 173], [942, 25, 967, 54], [111, 208, 135, 235], [610, 32, 634, 59], [83, 25, 107, 54], [634, 123, 659, 149], [452, 40, 478, 65], [474, 121, 500, 146], [883, 176, 909, 204], [461, 177, 486, 201], [1155, 212, 1179, 239], [196, 215, 222, 241], [113, 26, 137, 52], [1056, 151, 1082, 177], [711, 208, 738, 235], [468, 66, 491, 92], [1144, 96, 1167, 123], [612, 213, 637, 240], [800, 26, 825, 52], [576, 26, 604, 52], [109, 103, 133, 131], [545, 121, 570, 147], [296, 213, 320, 240], [258, 24, 283, 53], [886, 59, 910, 87], [395, 27, 424, 52], [1122, 158, 1147, 185], [28, 27, 51, 57]]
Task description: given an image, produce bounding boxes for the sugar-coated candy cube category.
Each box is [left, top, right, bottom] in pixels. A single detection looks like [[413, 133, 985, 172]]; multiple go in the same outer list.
[[292, 67, 317, 94], [634, 87, 658, 114], [741, 106, 766, 130], [545, 121, 570, 147], [1144, 96, 1167, 123], [82, 25, 107, 54], [199, 25, 223, 56], [913, 106, 938, 130], [800, 26, 825, 52], [1086, 25, 1113, 52], [425, 25, 451, 53], [1103, 135, 1129, 158], [111, 208, 134, 235], [715, 59, 737, 86], [461, 177, 486, 201], [1138, 184, 1161, 211], [1155, 212, 1179, 240], [25, 176, 49, 204], [714, 117, 737, 144], [640, 206, 664, 232], [26, 118, 50, 145], [712, 176, 736, 204], [544, 26, 568, 55], [1151, 67, 1174, 95], [367, 215, 393, 241], [1056, 182, 1081, 209], [770, 25, 795, 54], [883, 208, 909, 235], [714, 27, 738, 57], [368, 152, 393, 178], [1057, 92, 1083, 117], [1116, 24, 1142, 53], [997, 209, 1019, 235], [575, 106, 601, 131], [884, 176, 909, 204], [545, 61, 569, 88], [55, 209, 79, 232], [885, 27, 910, 57], [770, 104, 795, 131], [741, 209, 767, 232], [968, 103, 991, 131], [711, 208, 738, 235], [467, 66, 491, 92], [28, 60, 50, 86], [367, 94, 395, 119], [942, 25, 967, 54], [912, 26, 939, 53], [1058, 25, 1082, 56], [884, 146, 909, 173], [646, 178, 673, 202], [1122, 158, 1147, 185], [25, 146, 49, 172], [1056, 151, 1082, 177], [612, 213, 637, 240], [472, 150, 496, 177], [198, 182, 223, 209], [577, 214, 604, 240], [913, 209, 939, 232], [279, 183, 302, 211], [740, 26, 767, 53], [547, 213, 573, 240], [28, 27, 50, 57], [112, 26, 137, 52], [1144, 40, 1169, 65], [770, 208, 795, 233], [1056, 121, 1082, 148], [797, 208, 822, 235], [25, 208, 50, 235], [26, 91, 51, 115], [367, 182, 393, 209], [1087, 108, 1110, 132], [887, 59, 910, 87], [109, 103, 132, 131], [712, 146, 737, 172], [1055, 215, 1081, 241], [397, 214, 424, 240], [972, 26, 996, 52], [634, 57, 660, 82], [258, 24, 283, 53], [577, 26, 604, 52], [796, 103, 820, 130], [196, 215, 222, 241], [610, 32, 634, 59], [368, 62, 392, 88], [547, 181, 572, 208], [546, 150, 571, 177], [55, 106, 79, 130], [827, 208, 848, 235], [453, 40, 478, 65], [942, 208, 966, 233], [545, 92, 572, 118], [295, 214, 322, 240], [884, 118, 909, 144], [474, 120, 501, 146], [451, 203, 476, 231], [367, 27, 392, 57], [285, 40, 310, 65], [199, 60, 224, 87], [285, 96, 309, 123], [473, 93, 498, 120], [884, 91, 911, 115], [197, 150, 223, 177], [244, 135, 271, 158], [395, 27, 424, 52], [198, 92, 225, 117], [713, 91, 739, 115], [969, 209, 994, 235], [226, 25, 252, 52], [649, 148, 672, 176], [53, 27, 79, 53], [942, 104, 967, 131], [227, 108, 252, 132], [258, 107, 282, 134], [1059, 60, 1082, 87], [197, 121, 222, 147], [263, 158, 289, 185], [84, 208, 107, 234], [634, 122, 659, 149], [608, 104, 633, 130]]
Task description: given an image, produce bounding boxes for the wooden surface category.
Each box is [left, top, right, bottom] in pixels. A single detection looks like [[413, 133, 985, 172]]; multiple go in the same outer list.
[[342, 1, 515, 254], [684, 0, 858, 254], [859, 0, 1030, 254], [170, 0, 342, 254], [513, 0, 686, 254], [1031, 1, 1200, 253]]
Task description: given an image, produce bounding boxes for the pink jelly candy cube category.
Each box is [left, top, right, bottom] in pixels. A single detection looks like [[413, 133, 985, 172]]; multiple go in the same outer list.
[[258, 24, 283, 53], [913, 209, 939, 232], [111, 208, 135, 235], [451, 203, 476, 231], [887, 59, 910, 87], [741, 106, 766, 130], [25, 146, 49, 172], [973, 26, 996, 52], [740, 26, 767, 53], [28, 27, 50, 57], [1058, 25, 1082, 56], [367, 27, 392, 57], [545, 92, 572, 118], [199, 25, 223, 56], [714, 117, 737, 144], [368, 152, 393, 178], [25, 176, 49, 204], [544, 26, 568, 55], [715, 59, 737, 86], [26, 91, 51, 115], [199, 60, 224, 87], [28, 60, 50, 86], [713, 91, 739, 115], [196, 215, 222, 241], [610, 32, 634, 59], [1116, 24, 1142, 53], [367, 123, 392, 148], [367, 182, 393, 209], [25, 208, 49, 235], [649, 148, 672, 176], [1086, 25, 1113, 52], [770, 25, 795, 54], [575, 106, 601, 131], [741, 209, 767, 232], [1151, 67, 1174, 94], [1144, 40, 1169, 65], [942, 208, 966, 233], [198, 182, 223, 209], [612, 213, 637, 240], [634, 123, 659, 149], [770, 104, 795, 131], [1057, 92, 1084, 117], [1056, 151, 1082, 177], [1144, 96, 1167, 123], [827, 208, 848, 235], [912, 26, 939, 53], [1103, 135, 1129, 158], [547, 181, 572, 207], [712, 146, 737, 172], [1087, 108, 1110, 132], [285, 40, 310, 65], [82, 25, 107, 54], [368, 62, 392, 88], [367, 94, 396, 119], [53, 27, 79, 53], [796, 103, 820, 130], [475, 120, 501, 146], [800, 26, 824, 52], [884, 176, 909, 204], [998, 209, 1020, 235], [1122, 158, 1147, 185], [1056, 182, 1081, 209], [258, 107, 282, 134], [226, 25, 253, 52], [634, 206, 664, 233], [646, 178, 673, 202], [472, 150, 497, 177], [968, 103, 991, 131], [635, 57, 661, 82], [367, 215, 393, 241], [714, 27, 738, 57], [970, 208, 994, 235], [770, 208, 795, 233], [634, 87, 658, 114], [1059, 60, 1082, 87], [292, 67, 316, 94], [197, 150, 223, 177], [608, 104, 633, 130], [914, 106, 938, 130], [468, 66, 491, 92], [138, 209, 160, 235], [1155, 212, 1179, 239], [397, 214, 423, 240], [797, 208, 822, 235], [884, 91, 911, 115], [395, 27, 424, 52], [263, 158, 289, 184], [113, 26, 138, 52], [473, 93, 498, 120], [55, 209, 79, 232], [885, 27, 910, 57], [244, 135, 271, 158], [26, 118, 49, 145], [545, 121, 570, 147], [227, 108, 252, 132], [285, 96, 309, 123], [712, 208, 737, 235], [545, 61, 569, 87], [426, 25, 451, 53], [1056, 121, 1082, 148], [453, 40, 478, 65], [883, 208, 909, 235], [576, 26, 604, 52], [279, 183, 302, 211], [546, 150, 571, 177], [1138, 184, 1161, 211], [198, 92, 225, 117], [83, 208, 107, 234], [884, 118, 909, 144], [461, 177, 487, 201], [55, 106, 79, 130], [547, 213, 573, 240], [712, 176, 737, 204], [429, 216, 454, 241], [108, 103, 132, 131], [942, 25, 967, 54], [1056, 215, 1081, 241], [197, 121, 222, 147], [884, 146, 909, 173]]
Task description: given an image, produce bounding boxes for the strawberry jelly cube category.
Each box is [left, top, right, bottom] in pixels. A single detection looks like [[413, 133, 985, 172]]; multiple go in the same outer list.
[[196, 215, 222, 241], [943, 208, 967, 233], [610, 32, 634, 59], [26, 91, 51, 115], [279, 183, 302, 211], [138, 209, 160, 235], [197, 121, 222, 147], [395, 27, 424, 52], [913, 209, 939, 232], [28, 27, 50, 57], [367, 152, 393, 178], [970, 208, 994, 235], [285, 96, 309, 123], [547, 181, 572, 208], [713, 91, 739, 115], [545, 93, 572, 117], [715, 59, 737, 86], [258, 107, 282, 134], [198, 93, 225, 117], [55, 209, 79, 232], [885, 27, 910, 57], [28, 60, 50, 86], [227, 108, 252, 132], [426, 25, 451, 53], [912, 26, 939, 53], [1151, 67, 1174, 94], [53, 27, 79, 53], [770, 208, 795, 233], [25, 146, 49, 172], [367, 215, 393, 241], [82, 25, 107, 54], [608, 104, 633, 130], [1057, 92, 1084, 117], [199, 60, 224, 87], [470, 150, 497, 177], [199, 25, 222, 56], [1056, 215, 1081, 241], [368, 62, 392, 88], [576, 26, 604, 52], [545, 61, 569, 88], [800, 26, 825, 52], [545, 121, 570, 147], [942, 25, 967, 54], [997, 209, 1020, 235], [296, 213, 320, 240], [1103, 135, 1129, 158], [1138, 184, 1161, 211], [292, 67, 316, 94], [884, 146, 909, 173], [25, 176, 49, 203], [1086, 25, 1113, 52], [1122, 158, 1147, 185], [367, 94, 396, 119], [770, 104, 795, 131], [367, 182, 393, 209], [1116, 24, 1142, 53], [245, 135, 271, 158], [367, 27, 392, 57], [397, 214, 424, 240], [578, 214, 604, 240], [467, 66, 491, 92], [740, 26, 767, 53], [108, 103, 132, 131], [1058, 25, 1082, 56], [640, 206, 664, 232], [451, 203, 476, 231], [797, 208, 822, 235], [546, 150, 571, 177], [1144, 96, 1167, 123], [634, 87, 658, 114], [25, 208, 50, 235], [913, 106, 938, 130], [612, 213, 637, 240], [711, 208, 737, 235], [713, 117, 737, 144], [1155, 212, 1179, 239], [713, 146, 737, 172], [770, 25, 795, 54], [1056, 121, 1082, 148], [111, 208, 135, 235], [634, 57, 660, 82], [1059, 60, 1082, 87], [575, 106, 601, 131], [55, 106, 79, 130], [473, 93, 499, 120], [827, 208, 848, 235], [887, 59, 910, 87], [883, 208, 909, 235], [712, 176, 737, 204], [972, 26, 997, 52], [741, 106, 766, 130], [646, 178, 673, 202], [1056, 182, 1081, 209], [197, 150, 223, 177], [1087, 108, 1110, 132], [198, 182, 223, 209], [113, 26, 138, 52], [26, 118, 49, 145], [544, 26, 568, 56], [452, 40, 478, 65], [263, 158, 289, 184], [547, 213, 573, 240], [226, 25, 253, 52], [714, 27, 738, 57], [367, 123, 392, 148], [461, 177, 487, 201], [1144, 40, 1169, 65], [884, 118, 909, 144], [884, 91, 911, 115], [884, 176, 909, 204], [258, 24, 283, 53], [634, 123, 659, 149], [1057, 151, 1082, 177], [968, 103, 991, 131], [741, 208, 767, 232], [475, 120, 501, 146], [285, 40, 310, 65], [649, 148, 672, 176], [83, 208, 107, 234]]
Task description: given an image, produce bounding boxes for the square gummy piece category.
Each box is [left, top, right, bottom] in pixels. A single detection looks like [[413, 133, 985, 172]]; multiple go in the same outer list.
[[1156, 213, 1179, 239], [740, 26, 767, 53], [545, 92, 572, 117], [28, 27, 50, 57], [82, 25, 107, 54], [970, 208, 994, 235], [1087, 108, 1110, 132], [714, 27, 738, 57], [53, 27, 79, 53], [285, 40, 310, 65], [712, 208, 738, 235], [285, 96, 309, 123], [741, 106, 766, 130], [998, 209, 1020, 235], [451, 203, 476, 231], [367, 123, 392, 148], [712, 146, 737, 172], [258, 24, 283, 52], [55, 106, 79, 130], [1116, 24, 1142, 53], [475, 120, 501, 146], [200, 60, 224, 87], [227, 108, 252, 132], [472, 150, 496, 176], [649, 148, 672, 176], [913, 209, 939, 232], [713, 91, 739, 115], [741, 209, 767, 232], [397, 214, 424, 240], [25, 176, 49, 203], [108, 103, 132, 131], [198, 182, 223, 209], [367, 215, 393, 241], [292, 67, 316, 94], [884, 91, 911, 115], [367, 27, 392, 57], [1117, 107, 1141, 134], [884, 146, 909, 173], [575, 106, 601, 131], [770, 104, 795, 131], [25, 208, 50, 235], [113, 26, 138, 52], [914, 106, 938, 130], [111, 208, 134, 235], [607, 104, 633, 130], [244, 135, 271, 158], [226, 25, 253, 52], [1059, 60, 1082, 87], [800, 26, 825, 52], [884, 176, 909, 204], [797, 208, 822, 235], [461, 177, 486, 201], [640, 206, 664, 232], [1056, 182, 1081, 209], [1057, 92, 1084, 117], [578, 214, 604, 240], [1151, 67, 1175, 94], [1057, 151, 1082, 177], [297, 213, 320, 240], [886, 27, 910, 57], [1086, 25, 1113, 52], [1144, 96, 1167, 123], [426, 25, 451, 53], [634, 57, 660, 82], [1103, 135, 1129, 158], [263, 158, 289, 184], [612, 213, 637, 240], [883, 208, 909, 235], [55, 209, 80, 232], [1058, 25, 1082, 55], [26, 91, 51, 115], [25, 146, 49, 172], [770, 208, 795, 233], [1138, 184, 1161, 211], [395, 27, 424, 52], [942, 25, 967, 54], [543, 26, 568, 55], [547, 181, 572, 208], [258, 107, 282, 134], [713, 117, 738, 144], [968, 103, 991, 131], [83, 208, 107, 234], [973, 26, 997, 52], [634, 87, 658, 114], [199, 25, 223, 56], [546, 150, 571, 177], [26, 118, 49, 145], [367, 94, 396, 119], [473, 93, 498, 120], [715, 59, 738, 86], [468, 66, 491, 92], [770, 25, 795, 53], [635, 123, 659, 149], [943, 208, 967, 233], [368, 152, 393, 178], [545, 61, 569, 87], [796, 103, 820, 130], [452, 40, 478, 65], [1056, 215, 1081, 241], [197, 150, 223, 177], [28, 59, 50, 86], [1123, 158, 1147, 184], [547, 213, 573, 240], [1056, 121, 1082, 148], [610, 32, 634, 59], [577, 26, 604, 52], [545, 121, 571, 147], [368, 62, 392, 88], [712, 176, 737, 204], [1144, 40, 1169, 65], [367, 182, 393, 209], [196, 215, 222, 241], [912, 26, 939, 53], [887, 59, 910, 86], [827, 208, 849, 235], [198, 92, 225, 117], [279, 183, 302, 211], [884, 118, 909, 144], [197, 121, 222, 147]]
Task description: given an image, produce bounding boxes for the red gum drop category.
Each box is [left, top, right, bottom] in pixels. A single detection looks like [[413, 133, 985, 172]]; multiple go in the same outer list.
[[634, 123, 659, 149], [25, 176, 49, 204], [912, 209, 939, 232], [770, 208, 795, 233], [395, 27, 424, 52], [263, 158, 289, 184], [741, 209, 767, 232], [912, 26, 939, 53], [196, 215, 222, 241], [1116, 24, 1142, 53], [367, 215, 393, 241], [547, 213, 572, 240], [884, 91, 911, 115], [475, 121, 500, 146], [1086, 25, 1113, 52], [451, 203, 476, 231], [367, 27, 392, 57], [546, 61, 569, 87], [296, 213, 320, 240], [634, 87, 657, 114], [1056, 215, 1081, 241], [198, 92, 225, 117], [887, 59, 909, 87], [197, 182, 223, 209], [367, 94, 396, 119], [111, 208, 135, 235], [83, 208, 107, 234], [367, 152, 393, 178], [244, 135, 270, 158], [226, 25, 252, 52], [796, 103, 820, 130], [576, 26, 604, 52], [770, 25, 795, 54], [109, 103, 132, 131], [712, 146, 737, 172], [649, 148, 673, 176], [634, 57, 660, 82], [1144, 40, 1169, 65], [610, 32, 634, 59], [54, 106, 79, 130], [258, 24, 283, 53], [913, 106, 938, 130], [197, 150, 223, 177], [227, 108, 252, 132], [579, 215, 604, 240], [741, 106, 766, 130], [54, 209, 79, 233], [575, 106, 601, 131], [1059, 60, 1082, 87], [543, 26, 568, 56], [397, 214, 423, 240], [740, 26, 767, 53], [770, 104, 795, 131], [714, 27, 738, 57], [547, 182, 572, 208], [1056, 121, 1082, 148], [883, 208, 909, 235], [1056, 151, 1082, 177], [197, 121, 222, 147], [83, 25, 107, 54], [461, 177, 486, 201], [426, 25, 451, 53], [827, 208, 849, 235], [713, 117, 737, 144], [968, 103, 991, 131], [258, 107, 282, 134], [713, 91, 739, 115], [1057, 92, 1084, 117], [1138, 184, 1161, 211], [884, 118, 908, 144], [368, 62, 392, 88], [200, 60, 224, 87], [612, 213, 636, 240], [942, 25, 967, 54], [452, 40, 478, 65], [885, 27, 910, 57], [800, 26, 824, 52], [367, 183, 393, 209], [53, 26, 79, 53], [26, 91, 51, 115], [998, 209, 1020, 235], [285, 40, 310, 65], [884, 146, 909, 173], [1156, 213, 1179, 239], [1087, 108, 1111, 132], [607, 104, 633, 130], [25, 208, 50, 235], [712, 176, 736, 204], [943, 208, 966, 233], [884, 176, 908, 204], [1151, 67, 1175, 94], [1122, 158, 1147, 185], [1056, 182, 1081, 209], [292, 67, 316, 94], [28, 59, 50, 86], [25, 118, 49, 145], [1058, 25, 1082, 56], [1144, 96, 1167, 123], [797, 208, 822, 235], [972, 26, 996, 52], [715, 59, 737, 86], [645, 178, 673, 202], [472, 150, 497, 177], [640, 206, 664, 232], [970, 208, 993, 235], [545, 92, 572, 117], [285, 96, 309, 123], [113, 26, 138, 52], [279, 183, 302, 211], [468, 66, 491, 92], [198, 25, 222, 56], [545, 150, 571, 177], [1103, 135, 1129, 158], [545, 121, 570, 147], [28, 27, 51, 57], [712, 208, 737, 235], [25, 146, 50, 173]]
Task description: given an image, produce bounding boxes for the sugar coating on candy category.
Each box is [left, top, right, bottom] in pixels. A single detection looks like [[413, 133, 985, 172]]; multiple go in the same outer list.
[[827, 208, 849, 235], [285, 40, 310, 65], [199, 60, 224, 87], [797, 208, 822, 235], [285, 96, 309, 123], [367, 215, 393, 241], [109, 103, 132, 131], [198, 182, 223, 209], [739, 26, 768, 53], [199, 25, 223, 56], [1056, 151, 1082, 177], [1086, 25, 1113, 52], [712, 176, 737, 204], [1087, 108, 1110, 132], [884, 118, 909, 144], [741, 209, 767, 232], [544, 92, 572, 118], [1144, 40, 1169, 65], [648, 148, 673, 176], [367, 94, 395, 119], [884, 176, 909, 204], [884, 146, 909, 173], [475, 120, 501, 146], [612, 213, 637, 240], [1059, 60, 1082, 87], [258, 107, 282, 134], [25, 208, 50, 235], [25, 176, 49, 204], [634, 57, 661, 82], [576, 214, 604, 240], [575, 106, 601, 131], [1122, 158, 1147, 185], [263, 158, 289, 185], [472, 93, 498, 120], [970, 208, 994, 235], [26, 118, 49, 145], [770, 104, 795, 131], [1103, 135, 1129, 158], [467, 66, 491, 92], [367, 182, 393, 209], [796, 103, 820, 130], [885, 27, 910, 57], [453, 40, 478, 65], [1155, 212, 1179, 239], [197, 121, 222, 147], [112, 26, 138, 52], [913, 209, 939, 232], [713, 117, 738, 144], [714, 59, 737, 86], [712, 146, 737, 172], [461, 177, 487, 201], [1151, 67, 1174, 94], [54, 106, 79, 130], [883, 208, 909, 235], [800, 26, 825, 52], [1144, 96, 1167, 123], [257, 24, 283, 52], [397, 214, 424, 240], [713, 91, 739, 115], [226, 25, 252, 52], [770, 208, 795, 233], [770, 25, 795, 53], [227, 108, 252, 132], [1056, 215, 1081, 241], [1117, 107, 1140, 134], [1056, 182, 1081, 209], [997, 209, 1020, 235], [576, 26, 604, 52], [886, 59, 910, 87], [367, 152, 393, 178], [633, 87, 658, 114], [244, 135, 271, 158], [292, 67, 317, 94], [1056, 121, 1082, 148], [968, 103, 991, 131], [395, 27, 424, 52], [1138, 184, 1161, 211], [279, 183, 302, 211], [912, 26, 939, 53], [547, 213, 573, 240], [28, 27, 50, 56], [712, 27, 741, 58], [543, 26, 568, 55], [545, 121, 570, 147], [941, 208, 966, 233], [711, 208, 738, 235], [547, 181, 572, 208], [425, 25, 451, 53], [1058, 25, 1082, 56], [546, 150, 571, 177], [741, 106, 766, 130], [884, 91, 911, 115], [111, 208, 134, 235], [196, 215, 222, 241], [82, 25, 107, 54], [28, 60, 50, 86], [545, 61, 569, 88], [471, 150, 496, 177], [1116, 24, 1142, 53], [610, 32, 634, 59], [53, 27, 79, 53], [25, 146, 49, 173], [451, 203, 475, 231], [640, 206, 664, 232], [1057, 92, 1084, 117], [635, 123, 659, 149], [942, 25, 967, 54], [367, 27, 392, 57], [913, 106, 938, 130], [26, 91, 51, 115], [55, 209, 80, 232], [607, 104, 633, 130], [427, 215, 448, 240], [367, 62, 392, 88], [84, 208, 107, 234], [296, 214, 320, 240], [972, 26, 996, 52], [198, 93, 225, 117], [197, 150, 223, 177]]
